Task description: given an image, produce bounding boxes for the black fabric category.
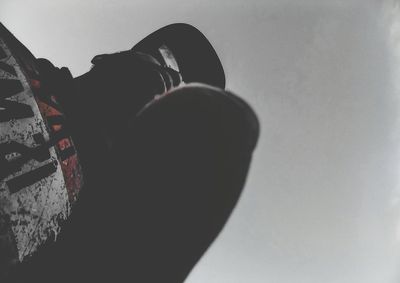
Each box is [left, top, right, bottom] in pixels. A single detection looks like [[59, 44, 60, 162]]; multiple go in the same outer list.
[[11, 84, 259, 283]]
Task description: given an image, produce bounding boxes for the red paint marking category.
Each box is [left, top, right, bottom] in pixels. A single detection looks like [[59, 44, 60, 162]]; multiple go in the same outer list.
[[30, 79, 41, 89], [37, 100, 62, 117], [60, 155, 82, 202], [52, 124, 62, 132], [35, 90, 83, 204], [57, 138, 71, 151]]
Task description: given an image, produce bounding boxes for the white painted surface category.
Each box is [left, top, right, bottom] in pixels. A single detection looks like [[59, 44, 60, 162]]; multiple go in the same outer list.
[[0, 39, 70, 261], [2, 0, 400, 282]]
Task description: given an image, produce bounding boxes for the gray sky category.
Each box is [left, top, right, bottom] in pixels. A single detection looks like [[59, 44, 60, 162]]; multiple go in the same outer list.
[[3, 0, 400, 282]]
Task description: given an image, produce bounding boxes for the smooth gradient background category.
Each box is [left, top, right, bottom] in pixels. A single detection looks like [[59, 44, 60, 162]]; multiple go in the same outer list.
[[2, 0, 400, 282]]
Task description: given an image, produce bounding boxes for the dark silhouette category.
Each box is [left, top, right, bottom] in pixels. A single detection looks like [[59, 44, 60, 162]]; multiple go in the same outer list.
[[1, 23, 259, 282]]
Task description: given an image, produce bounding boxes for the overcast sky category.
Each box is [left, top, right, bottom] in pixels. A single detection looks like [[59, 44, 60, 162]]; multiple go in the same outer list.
[[3, 0, 400, 282]]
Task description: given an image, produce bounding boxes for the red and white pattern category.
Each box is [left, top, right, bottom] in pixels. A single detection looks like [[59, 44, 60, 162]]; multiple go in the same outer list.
[[0, 27, 83, 266]]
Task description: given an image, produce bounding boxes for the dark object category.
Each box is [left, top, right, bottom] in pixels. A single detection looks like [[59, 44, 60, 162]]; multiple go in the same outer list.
[[1, 22, 259, 283], [133, 23, 226, 89], [0, 22, 84, 280], [15, 84, 259, 283]]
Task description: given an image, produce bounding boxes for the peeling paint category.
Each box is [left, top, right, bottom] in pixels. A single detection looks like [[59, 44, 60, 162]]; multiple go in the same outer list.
[[0, 24, 83, 271]]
